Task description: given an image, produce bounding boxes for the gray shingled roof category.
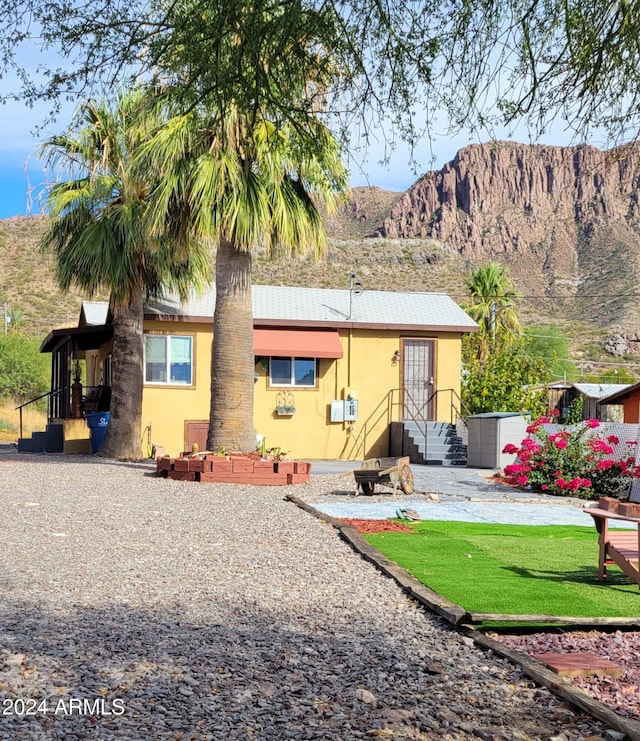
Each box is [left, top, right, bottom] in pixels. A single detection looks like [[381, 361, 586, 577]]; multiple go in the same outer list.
[[145, 285, 478, 332]]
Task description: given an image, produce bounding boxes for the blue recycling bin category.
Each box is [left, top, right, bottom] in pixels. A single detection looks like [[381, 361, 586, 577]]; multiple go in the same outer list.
[[85, 412, 110, 453]]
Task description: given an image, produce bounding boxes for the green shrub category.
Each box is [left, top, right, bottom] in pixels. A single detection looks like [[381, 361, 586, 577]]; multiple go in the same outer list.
[[462, 335, 550, 417], [565, 397, 584, 424], [0, 333, 49, 403], [502, 411, 637, 499]]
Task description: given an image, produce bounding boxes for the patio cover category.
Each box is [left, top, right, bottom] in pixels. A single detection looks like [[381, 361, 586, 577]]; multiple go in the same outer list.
[[253, 328, 343, 358], [40, 324, 114, 353]]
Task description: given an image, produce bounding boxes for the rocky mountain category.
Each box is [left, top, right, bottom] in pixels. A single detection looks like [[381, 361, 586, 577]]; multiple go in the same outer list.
[[376, 142, 640, 334]]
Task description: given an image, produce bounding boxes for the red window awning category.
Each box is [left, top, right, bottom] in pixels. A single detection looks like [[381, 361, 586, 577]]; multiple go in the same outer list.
[[254, 329, 343, 359]]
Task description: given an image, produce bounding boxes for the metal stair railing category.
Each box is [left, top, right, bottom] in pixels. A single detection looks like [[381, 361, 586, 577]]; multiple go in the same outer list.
[[324, 387, 471, 462], [15, 389, 62, 440], [389, 387, 472, 463], [426, 387, 472, 428]]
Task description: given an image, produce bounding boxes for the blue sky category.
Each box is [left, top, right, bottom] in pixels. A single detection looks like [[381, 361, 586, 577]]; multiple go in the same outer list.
[[0, 156, 51, 219], [0, 93, 63, 219], [0, 90, 584, 220], [0, 96, 466, 219]]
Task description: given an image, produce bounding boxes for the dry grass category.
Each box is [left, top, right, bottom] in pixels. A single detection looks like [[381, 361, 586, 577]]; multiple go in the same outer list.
[[0, 215, 103, 335], [0, 399, 47, 443]]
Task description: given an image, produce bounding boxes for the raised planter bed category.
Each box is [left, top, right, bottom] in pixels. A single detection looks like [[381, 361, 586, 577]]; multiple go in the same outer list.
[[156, 454, 311, 485]]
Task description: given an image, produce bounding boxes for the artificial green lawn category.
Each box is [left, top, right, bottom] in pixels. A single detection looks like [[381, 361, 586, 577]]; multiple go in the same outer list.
[[364, 522, 640, 618]]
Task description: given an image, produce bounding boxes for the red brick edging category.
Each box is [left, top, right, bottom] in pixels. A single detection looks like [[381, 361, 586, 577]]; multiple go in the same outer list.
[[598, 496, 640, 517], [156, 454, 311, 485]]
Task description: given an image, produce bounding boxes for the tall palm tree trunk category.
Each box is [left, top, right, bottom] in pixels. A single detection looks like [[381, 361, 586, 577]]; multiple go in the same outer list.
[[207, 238, 256, 452], [100, 296, 144, 459]]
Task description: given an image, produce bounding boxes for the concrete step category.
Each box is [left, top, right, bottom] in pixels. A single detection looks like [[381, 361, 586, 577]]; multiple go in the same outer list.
[[416, 441, 467, 453], [17, 431, 46, 453], [45, 423, 64, 453], [403, 421, 468, 466]]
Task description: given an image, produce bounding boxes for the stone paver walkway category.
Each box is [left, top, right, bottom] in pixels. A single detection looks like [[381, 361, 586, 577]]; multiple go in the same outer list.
[[307, 461, 636, 529]]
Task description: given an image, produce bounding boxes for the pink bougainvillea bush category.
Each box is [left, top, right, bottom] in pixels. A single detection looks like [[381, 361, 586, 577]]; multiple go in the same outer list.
[[502, 410, 640, 499]]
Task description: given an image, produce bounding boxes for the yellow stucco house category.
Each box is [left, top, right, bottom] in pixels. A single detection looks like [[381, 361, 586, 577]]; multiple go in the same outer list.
[[34, 284, 477, 461]]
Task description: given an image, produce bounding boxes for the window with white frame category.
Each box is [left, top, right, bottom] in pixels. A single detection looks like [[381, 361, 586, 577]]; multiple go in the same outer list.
[[144, 334, 193, 385], [269, 357, 316, 387]]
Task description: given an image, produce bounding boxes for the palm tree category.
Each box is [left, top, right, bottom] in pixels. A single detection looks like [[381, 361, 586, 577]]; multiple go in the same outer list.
[[142, 107, 349, 452], [39, 89, 210, 459], [463, 261, 522, 362]]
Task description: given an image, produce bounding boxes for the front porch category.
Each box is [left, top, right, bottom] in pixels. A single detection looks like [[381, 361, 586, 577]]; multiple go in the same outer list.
[[18, 319, 113, 454]]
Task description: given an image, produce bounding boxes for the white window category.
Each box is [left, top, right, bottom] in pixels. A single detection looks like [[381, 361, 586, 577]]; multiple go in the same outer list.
[[144, 335, 193, 385], [269, 357, 316, 387]]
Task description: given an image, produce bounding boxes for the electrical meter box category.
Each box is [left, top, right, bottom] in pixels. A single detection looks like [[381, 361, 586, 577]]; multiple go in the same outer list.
[[344, 399, 358, 421], [330, 400, 359, 422], [330, 400, 345, 422]]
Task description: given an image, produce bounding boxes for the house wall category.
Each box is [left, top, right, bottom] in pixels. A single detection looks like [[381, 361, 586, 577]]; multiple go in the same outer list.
[[141, 320, 212, 456], [85, 343, 113, 387], [141, 321, 464, 460]]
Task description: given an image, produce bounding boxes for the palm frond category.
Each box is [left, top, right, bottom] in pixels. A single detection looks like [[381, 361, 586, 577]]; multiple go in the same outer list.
[[40, 85, 210, 303]]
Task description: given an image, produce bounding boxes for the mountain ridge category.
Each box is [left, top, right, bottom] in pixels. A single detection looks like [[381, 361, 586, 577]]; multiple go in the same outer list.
[[375, 141, 640, 334]]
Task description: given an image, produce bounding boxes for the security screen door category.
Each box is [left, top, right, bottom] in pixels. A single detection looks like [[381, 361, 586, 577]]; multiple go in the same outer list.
[[402, 340, 435, 421]]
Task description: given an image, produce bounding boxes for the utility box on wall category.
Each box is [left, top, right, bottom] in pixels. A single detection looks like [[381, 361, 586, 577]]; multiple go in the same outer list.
[[330, 399, 359, 423], [466, 413, 529, 469], [344, 399, 358, 421], [330, 400, 345, 422]]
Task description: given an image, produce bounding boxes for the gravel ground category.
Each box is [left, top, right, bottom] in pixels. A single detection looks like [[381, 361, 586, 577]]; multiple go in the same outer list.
[[495, 630, 640, 727], [0, 453, 628, 740]]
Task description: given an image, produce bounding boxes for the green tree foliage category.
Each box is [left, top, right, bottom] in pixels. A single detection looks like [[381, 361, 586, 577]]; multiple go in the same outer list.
[[0, 333, 49, 402], [437, 0, 640, 145], [461, 263, 549, 415], [4, 1, 640, 153], [525, 324, 576, 383], [109, 0, 352, 453], [0, 0, 441, 159], [12, 0, 639, 453], [565, 397, 584, 425], [462, 335, 550, 417], [6, 309, 25, 332], [33, 0, 349, 455], [140, 98, 349, 451], [589, 368, 637, 384]]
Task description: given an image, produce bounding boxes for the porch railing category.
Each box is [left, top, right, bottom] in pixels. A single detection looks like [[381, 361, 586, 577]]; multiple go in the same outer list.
[[427, 387, 472, 427], [389, 386, 470, 428], [343, 387, 471, 461], [394, 386, 471, 460], [15, 385, 111, 439]]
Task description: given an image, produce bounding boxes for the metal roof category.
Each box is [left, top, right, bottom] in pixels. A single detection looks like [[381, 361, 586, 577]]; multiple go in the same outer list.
[[572, 383, 631, 400], [599, 381, 640, 404], [145, 285, 478, 332], [80, 301, 110, 326]]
